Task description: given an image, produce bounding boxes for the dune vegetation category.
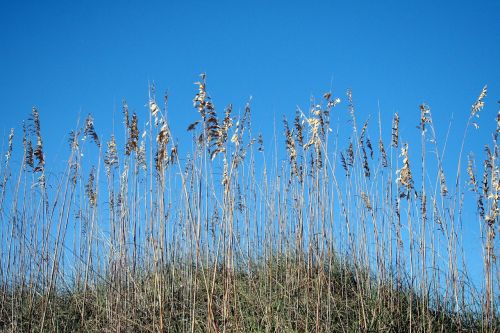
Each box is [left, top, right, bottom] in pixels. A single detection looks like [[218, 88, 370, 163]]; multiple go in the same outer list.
[[0, 75, 498, 332]]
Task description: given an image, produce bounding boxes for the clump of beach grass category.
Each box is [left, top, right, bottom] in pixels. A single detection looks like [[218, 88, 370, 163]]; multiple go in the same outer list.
[[0, 76, 497, 332]]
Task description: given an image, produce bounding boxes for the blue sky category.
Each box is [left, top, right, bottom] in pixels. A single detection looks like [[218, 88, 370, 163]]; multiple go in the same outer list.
[[1, 0, 498, 150], [0, 1, 499, 291]]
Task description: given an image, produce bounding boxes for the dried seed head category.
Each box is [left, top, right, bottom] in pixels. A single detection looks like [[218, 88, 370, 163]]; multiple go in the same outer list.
[[229, 130, 237, 146], [205, 99, 219, 149], [327, 97, 341, 109], [433, 200, 443, 228], [137, 140, 147, 172], [31, 107, 41, 138], [347, 142, 354, 167], [284, 118, 299, 179], [222, 157, 229, 186], [467, 153, 478, 192], [478, 194, 486, 219], [169, 144, 178, 164], [126, 113, 139, 155], [257, 133, 264, 152], [68, 130, 80, 151], [366, 138, 374, 159], [361, 191, 372, 211], [421, 193, 427, 223], [70, 162, 78, 187], [104, 135, 118, 176], [439, 168, 448, 196], [33, 144, 44, 173], [5, 128, 14, 164], [419, 103, 431, 132], [391, 113, 400, 148], [193, 73, 208, 120], [304, 117, 320, 151], [157, 123, 170, 146], [149, 100, 160, 117], [379, 139, 388, 168], [155, 122, 171, 172], [211, 104, 233, 160], [236, 183, 244, 212], [83, 114, 100, 147], [123, 100, 129, 128], [29, 107, 45, 174], [222, 104, 233, 132], [347, 89, 354, 119], [398, 143, 414, 197], [86, 167, 97, 207], [495, 107, 500, 141], [340, 152, 348, 175], [359, 119, 369, 143], [294, 110, 304, 147], [471, 85, 487, 117], [362, 144, 370, 178], [187, 121, 200, 131], [316, 146, 323, 169], [24, 140, 34, 169]]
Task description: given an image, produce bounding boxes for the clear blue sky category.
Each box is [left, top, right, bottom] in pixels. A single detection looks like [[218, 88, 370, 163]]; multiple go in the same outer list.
[[0, 0, 499, 289], [1, 0, 498, 148]]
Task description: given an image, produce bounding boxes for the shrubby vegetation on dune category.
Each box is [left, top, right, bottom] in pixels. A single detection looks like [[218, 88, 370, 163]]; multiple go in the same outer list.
[[0, 76, 497, 332]]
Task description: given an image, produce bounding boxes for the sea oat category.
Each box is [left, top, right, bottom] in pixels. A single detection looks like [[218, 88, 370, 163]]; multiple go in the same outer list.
[[391, 113, 400, 148], [169, 144, 178, 164], [23, 122, 34, 170], [362, 144, 370, 178], [294, 110, 304, 147], [284, 118, 299, 179], [126, 113, 139, 155], [83, 114, 100, 147], [398, 143, 414, 197], [360, 119, 369, 144], [421, 193, 427, 224], [366, 138, 374, 159], [155, 122, 171, 171], [419, 104, 431, 132], [123, 100, 129, 128], [257, 133, 264, 152], [86, 167, 97, 207], [149, 100, 160, 117], [5, 128, 14, 164], [361, 191, 373, 211], [31, 107, 45, 173], [439, 168, 448, 196], [187, 121, 200, 132], [347, 142, 354, 168], [467, 153, 478, 192], [471, 85, 487, 117], [137, 140, 147, 172], [104, 135, 118, 176], [340, 152, 348, 175], [379, 139, 388, 167]]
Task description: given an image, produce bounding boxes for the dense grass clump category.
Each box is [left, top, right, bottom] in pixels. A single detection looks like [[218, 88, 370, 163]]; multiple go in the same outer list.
[[0, 76, 498, 332]]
